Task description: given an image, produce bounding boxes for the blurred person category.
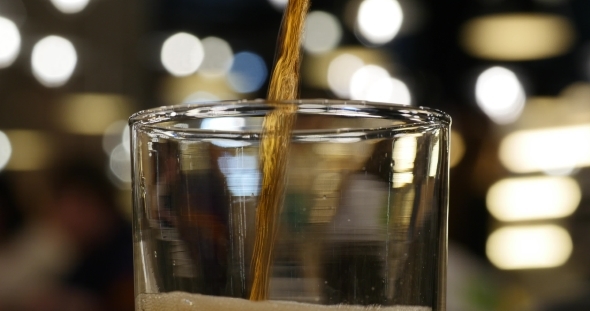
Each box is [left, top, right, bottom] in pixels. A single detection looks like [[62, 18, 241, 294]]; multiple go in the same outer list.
[[0, 160, 133, 311]]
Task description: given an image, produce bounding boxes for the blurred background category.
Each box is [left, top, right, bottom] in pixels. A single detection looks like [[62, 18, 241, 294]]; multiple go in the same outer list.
[[0, 0, 590, 310]]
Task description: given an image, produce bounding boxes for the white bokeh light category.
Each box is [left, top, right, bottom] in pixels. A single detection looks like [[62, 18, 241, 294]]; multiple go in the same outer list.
[[304, 11, 342, 54], [268, 0, 288, 10], [0, 131, 11, 171], [50, 0, 90, 14], [349, 65, 411, 105], [357, 0, 404, 45], [0, 17, 20, 69], [31, 36, 77, 87], [109, 143, 131, 185], [327, 53, 364, 98], [161, 32, 204, 77], [199, 37, 234, 77], [475, 66, 525, 124], [102, 120, 127, 155]]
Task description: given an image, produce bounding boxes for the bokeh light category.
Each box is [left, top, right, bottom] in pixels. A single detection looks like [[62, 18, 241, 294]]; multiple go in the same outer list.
[[31, 35, 77, 87], [487, 225, 572, 270], [50, 0, 90, 14], [109, 143, 131, 185], [227, 51, 267, 94], [461, 14, 575, 61], [304, 11, 342, 54], [3, 130, 52, 171], [102, 120, 127, 155], [0, 17, 20, 69], [57, 93, 133, 135], [499, 124, 590, 174], [0, 131, 11, 171], [327, 53, 364, 98], [450, 130, 465, 168], [183, 91, 220, 103], [199, 37, 233, 77], [267, 0, 287, 11], [356, 0, 403, 45], [475, 66, 525, 124], [350, 65, 411, 105], [487, 176, 581, 222], [161, 32, 204, 77]]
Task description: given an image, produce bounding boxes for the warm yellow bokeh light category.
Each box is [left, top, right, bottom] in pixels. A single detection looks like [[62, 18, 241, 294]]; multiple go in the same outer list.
[[450, 130, 465, 168], [499, 124, 590, 173], [4, 130, 53, 171], [487, 225, 572, 270], [461, 14, 575, 61], [57, 93, 134, 135], [487, 176, 581, 222]]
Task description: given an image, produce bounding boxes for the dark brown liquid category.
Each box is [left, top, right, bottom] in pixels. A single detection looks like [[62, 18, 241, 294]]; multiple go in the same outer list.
[[249, 0, 311, 301]]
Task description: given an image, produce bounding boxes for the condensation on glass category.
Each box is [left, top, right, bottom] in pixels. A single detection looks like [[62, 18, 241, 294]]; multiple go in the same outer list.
[[130, 100, 450, 311]]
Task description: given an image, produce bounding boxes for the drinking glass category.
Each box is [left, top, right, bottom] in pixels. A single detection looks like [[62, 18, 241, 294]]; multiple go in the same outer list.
[[130, 99, 450, 311]]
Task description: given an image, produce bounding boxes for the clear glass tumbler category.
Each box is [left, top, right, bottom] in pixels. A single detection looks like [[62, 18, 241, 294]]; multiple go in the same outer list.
[[130, 100, 450, 311]]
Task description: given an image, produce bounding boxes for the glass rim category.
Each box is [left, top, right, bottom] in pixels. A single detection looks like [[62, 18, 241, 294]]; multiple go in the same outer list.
[[129, 99, 451, 131]]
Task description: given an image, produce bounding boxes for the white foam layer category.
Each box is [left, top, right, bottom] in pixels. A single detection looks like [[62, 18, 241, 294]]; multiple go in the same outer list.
[[137, 292, 432, 311]]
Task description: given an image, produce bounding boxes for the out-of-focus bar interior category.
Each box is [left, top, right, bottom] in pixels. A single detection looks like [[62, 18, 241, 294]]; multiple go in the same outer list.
[[0, 0, 589, 310]]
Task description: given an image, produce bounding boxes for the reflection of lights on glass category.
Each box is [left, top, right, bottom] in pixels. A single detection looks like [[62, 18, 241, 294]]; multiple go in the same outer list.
[[31, 36, 77, 87], [50, 0, 90, 14], [304, 11, 342, 54], [357, 0, 403, 45], [218, 155, 261, 196], [109, 144, 131, 184], [327, 53, 364, 98], [0, 131, 11, 171], [475, 66, 525, 124], [183, 91, 220, 104], [0, 17, 20, 68], [450, 130, 465, 168], [461, 14, 574, 61], [201, 117, 245, 131], [227, 52, 267, 94], [267, 0, 287, 10], [393, 136, 417, 172], [487, 225, 572, 270], [392, 172, 413, 188], [199, 37, 233, 77], [429, 139, 440, 177], [350, 65, 410, 105], [161, 32, 204, 77], [487, 176, 581, 222], [499, 124, 590, 173], [102, 120, 127, 155]]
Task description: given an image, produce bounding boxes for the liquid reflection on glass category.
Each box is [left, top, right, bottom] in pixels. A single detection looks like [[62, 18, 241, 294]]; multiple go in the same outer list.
[[131, 100, 449, 310]]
